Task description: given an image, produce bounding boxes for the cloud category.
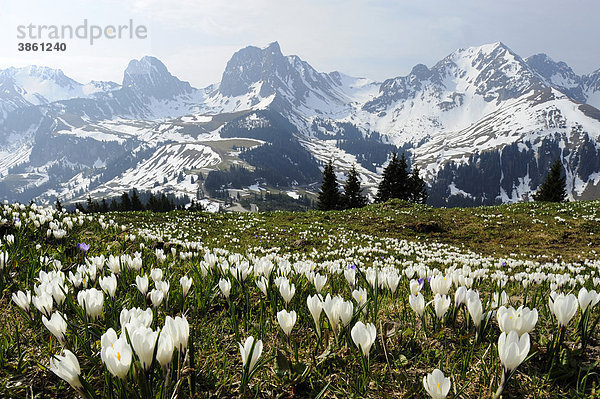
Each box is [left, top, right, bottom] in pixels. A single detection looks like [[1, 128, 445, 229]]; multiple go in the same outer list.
[[1, 0, 598, 86], [128, 0, 269, 36]]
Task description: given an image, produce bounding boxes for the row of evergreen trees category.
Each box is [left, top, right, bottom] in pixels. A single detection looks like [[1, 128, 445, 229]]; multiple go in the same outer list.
[[375, 152, 427, 203], [318, 152, 568, 211], [63, 190, 201, 214], [317, 163, 368, 211], [317, 152, 428, 211], [58, 156, 568, 215]]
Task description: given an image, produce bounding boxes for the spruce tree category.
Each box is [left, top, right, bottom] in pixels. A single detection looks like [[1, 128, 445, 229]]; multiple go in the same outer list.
[[318, 160, 341, 210], [407, 165, 428, 204], [375, 152, 409, 202], [100, 198, 109, 213], [396, 153, 411, 200], [375, 153, 398, 203], [120, 192, 132, 211], [109, 198, 119, 211], [533, 158, 567, 202], [342, 165, 368, 209], [130, 189, 144, 211], [147, 193, 158, 212], [376, 152, 429, 204]]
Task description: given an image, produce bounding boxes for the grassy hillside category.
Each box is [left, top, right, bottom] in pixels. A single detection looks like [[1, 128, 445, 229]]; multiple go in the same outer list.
[[110, 199, 600, 261]]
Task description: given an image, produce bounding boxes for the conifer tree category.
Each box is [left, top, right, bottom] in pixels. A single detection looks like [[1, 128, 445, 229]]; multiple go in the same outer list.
[[533, 158, 567, 202], [109, 198, 119, 211], [130, 189, 144, 211], [376, 152, 428, 204], [100, 198, 109, 212], [120, 192, 132, 211], [86, 195, 99, 213], [375, 153, 397, 203], [318, 160, 341, 211], [147, 192, 158, 212], [375, 152, 409, 202], [342, 165, 368, 209], [407, 165, 428, 204]]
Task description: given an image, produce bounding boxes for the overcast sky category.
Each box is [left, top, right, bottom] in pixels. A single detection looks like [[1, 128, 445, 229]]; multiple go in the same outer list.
[[1, 0, 599, 88]]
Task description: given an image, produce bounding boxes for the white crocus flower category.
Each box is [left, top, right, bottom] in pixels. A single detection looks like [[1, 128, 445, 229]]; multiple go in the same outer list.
[[351, 321, 376, 359], [49, 349, 82, 389], [239, 336, 262, 374], [306, 294, 323, 337], [219, 278, 231, 299], [277, 309, 297, 336], [42, 311, 68, 345], [180, 275, 193, 298], [423, 368, 451, 399], [498, 331, 530, 372], [130, 326, 159, 370]]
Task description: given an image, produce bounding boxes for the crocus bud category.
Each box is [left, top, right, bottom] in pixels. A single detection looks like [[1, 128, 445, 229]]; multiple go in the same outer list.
[[150, 289, 164, 308], [99, 274, 117, 299], [156, 329, 174, 369], [42, 312, 68, 345], [180, 275, 193, 298], [552, 293, 578, 326], [219, 278, 231, 299], [130, 326, 159, 370], [49, 349, 82, 389], [278, 279, 296, 306], [12, 290, 31, 313], [77, 288, 104, 320], [306, 294, 323, 337], [409, 292, 425, 318], [277, 309, 297, 336], [136, 275, 149, 296], [239, 336, 262, 373], [351, 321, 376, 359], [466, 296, 483, 327], [433, 294, 450, 320], [498, 331, 530, 372], [313, 273, 327, 294], [578, 287, 600, 313]]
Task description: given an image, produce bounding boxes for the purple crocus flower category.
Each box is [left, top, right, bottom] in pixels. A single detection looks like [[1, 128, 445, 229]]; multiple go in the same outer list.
[[77, 242, 91, 253], [348, 264, 357, 270], [420, 277, 432, 285]]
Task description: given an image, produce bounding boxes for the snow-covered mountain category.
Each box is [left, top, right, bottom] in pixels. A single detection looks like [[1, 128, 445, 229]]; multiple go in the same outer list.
[[203, 42, 378, 127], [1, 42, 600, 207], [582, 69, 600, 110], [0, 66, 118, 120]]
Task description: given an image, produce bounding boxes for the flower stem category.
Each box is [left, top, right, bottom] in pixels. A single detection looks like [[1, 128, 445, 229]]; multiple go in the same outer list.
[[493, 369, 507, 399]]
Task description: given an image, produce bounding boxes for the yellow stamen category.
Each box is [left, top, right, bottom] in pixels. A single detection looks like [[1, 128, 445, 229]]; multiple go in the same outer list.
[[438, 382, 441, 391], [116, 352, 121, 362]]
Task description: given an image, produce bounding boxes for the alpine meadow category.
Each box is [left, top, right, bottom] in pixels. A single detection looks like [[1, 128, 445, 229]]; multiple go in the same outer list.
[[2, 1, 600, 398]]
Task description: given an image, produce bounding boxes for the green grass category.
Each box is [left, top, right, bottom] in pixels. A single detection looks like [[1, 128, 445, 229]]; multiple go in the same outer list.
[[1, 199, 599, 398], [108, 199, 599, 262]]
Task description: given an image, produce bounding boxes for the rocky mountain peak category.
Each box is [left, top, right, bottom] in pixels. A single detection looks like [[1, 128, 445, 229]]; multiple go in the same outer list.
[[122, 56, 193, 99], [218, 42, 287, 97]]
